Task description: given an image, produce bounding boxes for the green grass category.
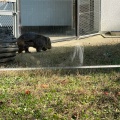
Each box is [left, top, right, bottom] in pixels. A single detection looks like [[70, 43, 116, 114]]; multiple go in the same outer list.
[[0, 69, 120, 119]]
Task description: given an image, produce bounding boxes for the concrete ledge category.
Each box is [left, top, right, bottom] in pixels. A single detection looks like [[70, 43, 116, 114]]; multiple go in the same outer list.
[[102, 32, 120, 38]]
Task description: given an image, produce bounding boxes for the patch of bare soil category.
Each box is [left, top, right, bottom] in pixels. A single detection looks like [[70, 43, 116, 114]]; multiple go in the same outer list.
[[51, 35, 120, 47]]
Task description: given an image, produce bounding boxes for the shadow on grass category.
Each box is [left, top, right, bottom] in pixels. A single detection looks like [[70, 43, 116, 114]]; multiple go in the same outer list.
[[0, 43, 120, 68], [84, 43, 120, 65]]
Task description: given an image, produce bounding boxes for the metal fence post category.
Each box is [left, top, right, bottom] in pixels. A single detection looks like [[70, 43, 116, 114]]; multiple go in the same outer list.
[[16, 0, 21, 37], [77, 0, 80, 38], [13, 1, 17, 37]]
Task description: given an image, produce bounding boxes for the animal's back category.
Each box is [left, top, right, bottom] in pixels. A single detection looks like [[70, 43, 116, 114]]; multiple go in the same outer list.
[[18, 32, 39, 41]]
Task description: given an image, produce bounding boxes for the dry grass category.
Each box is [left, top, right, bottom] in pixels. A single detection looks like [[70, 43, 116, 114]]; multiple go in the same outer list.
[[0, 69, 120, 119]]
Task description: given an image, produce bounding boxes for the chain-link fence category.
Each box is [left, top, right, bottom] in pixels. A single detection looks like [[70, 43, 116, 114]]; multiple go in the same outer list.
[[0, 2, 13, 33], [0, 1, 19, 63], [78, 0, 100, 36], [0, 0, 19, 37]]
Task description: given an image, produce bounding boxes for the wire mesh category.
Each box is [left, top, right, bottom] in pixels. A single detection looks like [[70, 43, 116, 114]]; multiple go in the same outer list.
[[78, 0, 100, 36], [0, 2, 12, 10], [0, 2, 13, 34]]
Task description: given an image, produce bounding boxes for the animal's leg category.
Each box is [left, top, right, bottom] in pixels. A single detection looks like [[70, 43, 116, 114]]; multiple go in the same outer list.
[[18, 47, 24, 53], [42, 47, 47, 51], [36, 47, 41, 52], [25, 46, 31, 53]]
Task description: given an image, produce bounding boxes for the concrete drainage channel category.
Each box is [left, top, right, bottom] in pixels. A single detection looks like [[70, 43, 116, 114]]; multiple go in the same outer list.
[[102, 31, 120, 38], [0, 28, 18, 63]]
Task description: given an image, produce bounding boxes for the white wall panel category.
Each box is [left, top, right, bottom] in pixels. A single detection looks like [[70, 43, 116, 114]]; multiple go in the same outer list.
[[101, 0, 120, 31]]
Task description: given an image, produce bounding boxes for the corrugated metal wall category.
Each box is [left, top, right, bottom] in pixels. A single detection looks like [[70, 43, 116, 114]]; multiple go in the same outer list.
[[21, 0, 72, 26]]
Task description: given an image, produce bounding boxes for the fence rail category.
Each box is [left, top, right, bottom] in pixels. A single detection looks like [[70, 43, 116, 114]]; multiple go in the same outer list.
[[0, 0, 16, 2]]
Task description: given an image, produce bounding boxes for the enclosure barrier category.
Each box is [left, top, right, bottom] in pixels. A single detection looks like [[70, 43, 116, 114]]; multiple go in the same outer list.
[[0, 65, 120, 71], [0, 0, 19, 63], [0, 27, 18, 63]]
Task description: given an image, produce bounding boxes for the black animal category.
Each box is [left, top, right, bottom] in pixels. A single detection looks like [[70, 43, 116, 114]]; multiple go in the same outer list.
[[17, 32, 52, 53]]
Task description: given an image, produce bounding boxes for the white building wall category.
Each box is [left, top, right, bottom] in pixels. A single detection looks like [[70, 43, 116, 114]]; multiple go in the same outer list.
[[101, 0, 120, 31], [21, 0, 72, 26]]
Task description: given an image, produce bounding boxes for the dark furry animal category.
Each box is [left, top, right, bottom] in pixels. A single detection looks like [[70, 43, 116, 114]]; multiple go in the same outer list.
[[17, 32, 52, 53]]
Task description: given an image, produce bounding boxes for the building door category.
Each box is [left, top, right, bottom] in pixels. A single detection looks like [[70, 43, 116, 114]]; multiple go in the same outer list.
[[0, 0, 19, 37], [77, 0, 100, 37]]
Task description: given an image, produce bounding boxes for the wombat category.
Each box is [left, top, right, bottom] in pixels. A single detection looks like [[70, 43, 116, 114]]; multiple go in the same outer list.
[[17, 32, 52, 53]]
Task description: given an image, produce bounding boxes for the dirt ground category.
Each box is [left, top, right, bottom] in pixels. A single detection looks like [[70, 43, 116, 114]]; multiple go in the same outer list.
[[29, 35, 120, 52]]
